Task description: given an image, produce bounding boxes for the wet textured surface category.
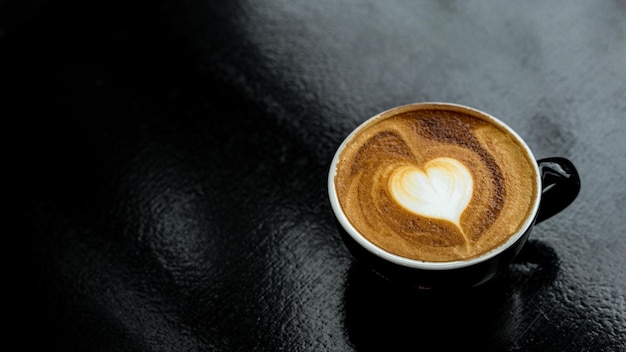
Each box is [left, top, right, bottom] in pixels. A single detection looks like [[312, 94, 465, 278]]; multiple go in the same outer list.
[[4, 0, 625, 350]]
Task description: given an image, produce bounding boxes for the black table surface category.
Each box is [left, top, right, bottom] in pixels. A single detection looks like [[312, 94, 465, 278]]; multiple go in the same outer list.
[[5, 0, 626, 351]]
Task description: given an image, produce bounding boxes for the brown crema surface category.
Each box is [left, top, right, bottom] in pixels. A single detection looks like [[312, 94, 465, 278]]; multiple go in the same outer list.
[[334, 106, 538, 262]]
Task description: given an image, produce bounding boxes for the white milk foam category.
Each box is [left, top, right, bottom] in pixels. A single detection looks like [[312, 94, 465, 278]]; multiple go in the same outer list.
[[389, 158, 473, 229]]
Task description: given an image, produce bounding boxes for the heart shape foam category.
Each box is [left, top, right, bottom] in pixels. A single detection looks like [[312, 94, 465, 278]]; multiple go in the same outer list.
[[389, 157, 473, 228]]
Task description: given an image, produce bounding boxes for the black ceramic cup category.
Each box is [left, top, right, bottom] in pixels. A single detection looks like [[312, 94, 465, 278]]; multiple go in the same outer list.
[[328, 103, 580, 289]]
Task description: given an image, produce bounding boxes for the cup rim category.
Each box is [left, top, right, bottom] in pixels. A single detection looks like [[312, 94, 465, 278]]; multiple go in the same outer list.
[[328, 102, 541, 270]]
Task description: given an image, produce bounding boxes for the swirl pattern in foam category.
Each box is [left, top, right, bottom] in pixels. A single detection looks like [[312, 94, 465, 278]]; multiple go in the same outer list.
[[334, 105, 538, 262]]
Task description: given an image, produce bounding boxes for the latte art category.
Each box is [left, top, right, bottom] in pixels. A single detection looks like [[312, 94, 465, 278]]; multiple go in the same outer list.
[[334, 105, 538, 262], [389, 158, 473, 233]]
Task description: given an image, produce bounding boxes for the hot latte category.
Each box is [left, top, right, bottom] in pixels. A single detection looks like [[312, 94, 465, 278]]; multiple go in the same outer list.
[[333, 104, 539, 262]]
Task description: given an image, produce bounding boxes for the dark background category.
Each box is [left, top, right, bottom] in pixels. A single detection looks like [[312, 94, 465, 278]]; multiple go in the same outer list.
[[4, 0, 625, 351]]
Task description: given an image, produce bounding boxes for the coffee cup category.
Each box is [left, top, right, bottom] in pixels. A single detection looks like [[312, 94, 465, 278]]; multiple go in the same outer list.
[[328, 102, 580, 289]]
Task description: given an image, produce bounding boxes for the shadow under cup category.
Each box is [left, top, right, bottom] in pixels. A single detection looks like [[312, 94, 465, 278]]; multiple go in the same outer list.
[[328, 103, 580, 289]]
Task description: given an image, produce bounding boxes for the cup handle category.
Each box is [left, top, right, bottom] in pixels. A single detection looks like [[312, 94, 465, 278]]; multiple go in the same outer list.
[[535, 157, 581, 224]]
